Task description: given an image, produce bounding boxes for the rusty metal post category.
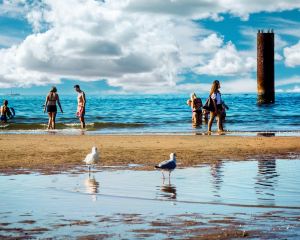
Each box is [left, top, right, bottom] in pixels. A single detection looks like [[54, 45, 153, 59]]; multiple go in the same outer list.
[[257, 30, 275, 104]]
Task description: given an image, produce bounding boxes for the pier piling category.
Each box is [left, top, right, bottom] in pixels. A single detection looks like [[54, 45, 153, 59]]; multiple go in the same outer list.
[[257, 30, 275, 104]]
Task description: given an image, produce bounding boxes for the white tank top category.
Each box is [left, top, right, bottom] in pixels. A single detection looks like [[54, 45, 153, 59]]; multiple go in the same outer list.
[[211, 92, 222, 105]]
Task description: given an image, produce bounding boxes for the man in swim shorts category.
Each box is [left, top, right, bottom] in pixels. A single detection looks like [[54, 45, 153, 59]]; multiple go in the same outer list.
[[0, 100, 9, 123], [74, 85, 86, 129]]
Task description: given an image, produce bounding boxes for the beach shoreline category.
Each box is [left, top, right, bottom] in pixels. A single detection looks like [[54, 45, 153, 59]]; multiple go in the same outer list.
[[1, 134, 299, 174]]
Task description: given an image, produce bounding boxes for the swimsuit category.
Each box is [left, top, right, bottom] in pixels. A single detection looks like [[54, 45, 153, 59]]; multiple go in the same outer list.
[[76, 105, 85, 117], [0, 115, 7, 122], [192, 98, 202, 113], [77, 92, 85, 117], [47, 105, 57, 113], [47, 93, 57, 113]]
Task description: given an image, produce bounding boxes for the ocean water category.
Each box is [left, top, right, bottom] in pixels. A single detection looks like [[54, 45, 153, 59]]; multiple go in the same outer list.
[[0, 93, 300, 134]]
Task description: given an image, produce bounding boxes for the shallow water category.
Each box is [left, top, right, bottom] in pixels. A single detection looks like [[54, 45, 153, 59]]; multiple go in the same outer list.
[[1, 159, 300, 238], [1, 93, 300, 135]]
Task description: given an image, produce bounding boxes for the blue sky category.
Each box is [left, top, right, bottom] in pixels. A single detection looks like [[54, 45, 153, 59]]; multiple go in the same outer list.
[[0, 0, 300, 95]]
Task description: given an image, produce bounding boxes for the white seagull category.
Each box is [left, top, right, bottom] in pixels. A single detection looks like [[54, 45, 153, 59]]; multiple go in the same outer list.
[[155, 153, 177, 179], [83, 146, 100, 172]]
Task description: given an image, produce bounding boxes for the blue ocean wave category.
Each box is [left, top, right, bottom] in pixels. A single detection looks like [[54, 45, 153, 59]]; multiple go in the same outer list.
[[0, 93, 300, 133]]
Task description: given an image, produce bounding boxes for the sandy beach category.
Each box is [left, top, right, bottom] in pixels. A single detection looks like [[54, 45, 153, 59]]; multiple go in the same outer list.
[[1, 134, 299, 173], [2, 134, 300, 239]]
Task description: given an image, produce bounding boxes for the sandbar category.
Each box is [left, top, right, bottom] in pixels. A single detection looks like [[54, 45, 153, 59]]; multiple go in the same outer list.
[[0, 134, 299, 174]]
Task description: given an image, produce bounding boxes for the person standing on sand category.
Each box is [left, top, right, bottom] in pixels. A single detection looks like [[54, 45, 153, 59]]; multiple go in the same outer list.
[[74, 85, 86, 129], [44, 86, 63, 130], [208, 80, 224, 133]]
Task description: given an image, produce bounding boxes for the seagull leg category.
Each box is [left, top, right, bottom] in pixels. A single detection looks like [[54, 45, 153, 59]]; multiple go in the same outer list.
[[169, 171, 171, 185], [161, 171, 165, 180]]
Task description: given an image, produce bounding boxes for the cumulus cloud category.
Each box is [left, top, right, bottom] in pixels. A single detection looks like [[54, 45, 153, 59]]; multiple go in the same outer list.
[[275, 76, 300, 93], [277, 76, 300, 86], [283, 41, 300, 67], [288, 86, 300, 92], [195, 42, 256, 76], [277, 85, 300, 92], [0, 0, 220, 90], [221, 78, 257, 93], [0, 34, 22, 47], [0, 0, 27, 17], [122, 0, 300, 20], [0, 0, 300, 92]]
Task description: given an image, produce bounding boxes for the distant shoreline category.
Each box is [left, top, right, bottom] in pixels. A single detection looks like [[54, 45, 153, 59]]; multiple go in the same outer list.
[[1, 134, 299, 174]]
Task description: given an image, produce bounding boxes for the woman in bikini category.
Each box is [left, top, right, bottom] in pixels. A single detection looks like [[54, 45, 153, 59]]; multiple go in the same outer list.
[[44, 86, 63, 130], [190, 93, 203, 126]]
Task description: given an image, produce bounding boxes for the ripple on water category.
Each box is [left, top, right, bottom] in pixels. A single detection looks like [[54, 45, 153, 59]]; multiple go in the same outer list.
[[1, 159, 300, 238]]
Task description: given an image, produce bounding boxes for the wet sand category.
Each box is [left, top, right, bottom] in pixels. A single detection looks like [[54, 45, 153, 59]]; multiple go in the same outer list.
[[0, 134, 299, 174], [2, 162, 300, 239]]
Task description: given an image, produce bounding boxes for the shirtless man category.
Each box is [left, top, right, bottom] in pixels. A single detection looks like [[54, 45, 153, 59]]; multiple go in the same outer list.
[[74, 85, 86, 129], [0, 100, 9, 124]]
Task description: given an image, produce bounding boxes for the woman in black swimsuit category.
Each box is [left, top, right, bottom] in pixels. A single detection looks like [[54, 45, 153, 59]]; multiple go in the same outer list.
[[44, 86, 63, 129]]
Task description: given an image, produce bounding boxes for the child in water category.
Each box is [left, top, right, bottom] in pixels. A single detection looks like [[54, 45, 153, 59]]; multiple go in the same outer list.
[[221, 100, 229, 122]]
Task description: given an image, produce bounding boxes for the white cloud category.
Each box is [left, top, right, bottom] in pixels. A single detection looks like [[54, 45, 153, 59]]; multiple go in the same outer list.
[[122, 0, 300, 20], [221, 78, 257, 93], [0, 0, 27, 17], [288, 86, 300, 92], [0, 34, 23, 47], [278, 85, 300, 92], [195, 42, 256, 76], [0, 0, 300, 93], [0, 0, 225, 90], [283, 41, 300, 67], [266, 17, 300, 38], [276, 76, 300, 86], [275, 76, 300, 92]]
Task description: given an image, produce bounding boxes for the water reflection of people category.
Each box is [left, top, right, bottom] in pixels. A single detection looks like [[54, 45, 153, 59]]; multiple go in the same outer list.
[[255, 159, 278, 206], [84, 175, 100, 201], [157, 183, 177, 200], [210, 161, 223, 198]]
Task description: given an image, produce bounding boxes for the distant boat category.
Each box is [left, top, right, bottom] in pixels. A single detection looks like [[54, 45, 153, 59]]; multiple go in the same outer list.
[[9, 90, 20, 96]]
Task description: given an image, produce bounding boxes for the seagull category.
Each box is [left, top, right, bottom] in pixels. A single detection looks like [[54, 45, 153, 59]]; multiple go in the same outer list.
[[155, 153, 177, 180], [83, 146, 100, 172]]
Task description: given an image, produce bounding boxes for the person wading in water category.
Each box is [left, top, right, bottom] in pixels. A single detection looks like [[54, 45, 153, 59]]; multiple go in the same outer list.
[[74, 85, 86, 129]]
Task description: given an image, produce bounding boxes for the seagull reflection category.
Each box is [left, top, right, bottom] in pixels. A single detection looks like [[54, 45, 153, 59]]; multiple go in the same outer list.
[[84, 175, 100, 201], [255, 159, 279, 205], [157, 183, 177, 200]]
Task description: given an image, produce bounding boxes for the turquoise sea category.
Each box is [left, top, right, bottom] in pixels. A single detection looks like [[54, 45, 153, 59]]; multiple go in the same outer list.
[[0, 93, 300, 135]]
